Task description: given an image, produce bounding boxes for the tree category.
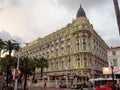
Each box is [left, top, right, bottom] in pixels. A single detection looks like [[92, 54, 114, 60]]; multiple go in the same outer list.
[[36, 57, 48, 79], [0, 55, 17, 83], [0, 38, 4, 77], [0, 38, 4, 60], [0, 55, 17, 70], [19, 57, 33, 90], [2, 39, 19, 87], [32, 57, 37, 81], [3, 40, 19, 56]]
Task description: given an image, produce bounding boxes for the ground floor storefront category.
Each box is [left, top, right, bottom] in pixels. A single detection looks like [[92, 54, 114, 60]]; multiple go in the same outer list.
[[39, 69, 103, 87]]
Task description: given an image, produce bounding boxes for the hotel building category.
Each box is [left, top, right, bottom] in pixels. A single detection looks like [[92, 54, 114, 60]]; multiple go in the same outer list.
[[108, 46, 120, 67], [107, 46, 120, 78], [20, 5, 109, 80]]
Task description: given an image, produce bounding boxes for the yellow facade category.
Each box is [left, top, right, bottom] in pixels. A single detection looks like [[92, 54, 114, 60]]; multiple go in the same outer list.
[[20, 6, 109, 80]]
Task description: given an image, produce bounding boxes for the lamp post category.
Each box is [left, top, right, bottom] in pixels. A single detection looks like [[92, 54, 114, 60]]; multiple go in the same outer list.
[[90, 64, 94, 89], [14, 43, 20, 90], [111, 66, 115, 90], [14, 42, 27, 90]]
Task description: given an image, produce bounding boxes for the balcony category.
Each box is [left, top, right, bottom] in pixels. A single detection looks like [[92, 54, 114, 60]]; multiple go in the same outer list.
[[83, 42, 86, 44], [76, 42, 79, 45], [75, 34, 79, 38], [82, 35, 86, 37]]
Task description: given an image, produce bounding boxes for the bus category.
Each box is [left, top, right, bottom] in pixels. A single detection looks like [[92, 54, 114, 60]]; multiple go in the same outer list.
[[89, 77, 120, 90]]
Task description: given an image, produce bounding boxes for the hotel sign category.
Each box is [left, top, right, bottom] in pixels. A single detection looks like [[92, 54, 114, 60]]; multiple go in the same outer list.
[[103, 67, 120, 74], [113, 67, 120, 74]]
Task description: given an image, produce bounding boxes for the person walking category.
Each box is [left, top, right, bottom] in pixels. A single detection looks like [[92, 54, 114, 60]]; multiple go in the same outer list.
[[44, 82, 46, 88]]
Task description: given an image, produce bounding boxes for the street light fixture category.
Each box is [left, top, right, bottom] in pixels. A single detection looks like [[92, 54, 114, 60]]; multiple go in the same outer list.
[[14, 42, 27, 90]]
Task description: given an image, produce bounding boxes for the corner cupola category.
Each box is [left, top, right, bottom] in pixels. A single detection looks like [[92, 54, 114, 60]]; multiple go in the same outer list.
[[76, 5, 87, 18]]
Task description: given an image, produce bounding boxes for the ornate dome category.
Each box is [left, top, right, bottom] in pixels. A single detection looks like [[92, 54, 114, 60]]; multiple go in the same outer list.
[[76, 5, 86, 18]]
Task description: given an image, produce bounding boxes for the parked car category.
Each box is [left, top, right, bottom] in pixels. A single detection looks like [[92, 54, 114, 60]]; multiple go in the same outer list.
[[32, 79, 37, 83], [59, 83, 67, 88], [72, 84, 89, 90], [71, 84, 83, 89]]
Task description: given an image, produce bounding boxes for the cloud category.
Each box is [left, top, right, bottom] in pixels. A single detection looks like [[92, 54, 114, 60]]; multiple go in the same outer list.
[[0, 29, 22, 42], [9, 0, 21, 7], [0, 0, 21, 10], [55, 0, 120, 47], [56, 0, 108, 12], [0, 0, 119, 47], [0, 0, 71, 42], [106, 37, 120, 47]]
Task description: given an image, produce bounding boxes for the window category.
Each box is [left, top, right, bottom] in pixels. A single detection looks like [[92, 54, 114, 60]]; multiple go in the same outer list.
[[113, 59, 117, 66], [77, 46, 79, 51], [84, 61, 87, 67], [83, 45, 86, 50], [83, 39, 86, 44], [62, 61, 64, 69], [76, 33, 79, 38], [76, 54, 80, 60], [78, 62, 80, 67], [84, 54, 87, 60], [56, 62, 58, 70], [68, 56, 71, 68], [67, 46, 71, 53], [82, 32, 86, 37], [51, 63, 53, 70], [76, 39, 79, 45], [68, 56, 71, 61], [56, 49, 58, 56], [112, 51, 116, 56]]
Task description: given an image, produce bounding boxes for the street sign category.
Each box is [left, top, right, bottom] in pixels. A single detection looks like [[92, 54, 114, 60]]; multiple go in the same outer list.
[[12, 69, 20, 80]]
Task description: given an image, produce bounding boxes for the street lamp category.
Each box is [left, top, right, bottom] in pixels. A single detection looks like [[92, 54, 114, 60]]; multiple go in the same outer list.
[[111, 66, 115, 90], [90, 64, 94, 89], [14, 42, 27, 90]]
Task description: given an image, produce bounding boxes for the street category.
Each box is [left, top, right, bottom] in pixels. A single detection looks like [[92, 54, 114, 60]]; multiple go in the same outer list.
[[30, 87, 74, 90], [29, 87, 93, 90]]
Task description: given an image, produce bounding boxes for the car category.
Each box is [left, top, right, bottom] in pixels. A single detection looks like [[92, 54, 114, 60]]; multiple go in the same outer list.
[[59, 83, 67, 88], [71, 84, 83, 89], [32, 79, 37, 83]]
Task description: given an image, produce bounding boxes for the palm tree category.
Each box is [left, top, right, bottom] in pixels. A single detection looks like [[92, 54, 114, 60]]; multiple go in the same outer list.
[[0, 55, 17, 70], [0, 38, 4, 78], [0, 38, 4, 60], [36, 57, 48, 79], [3, 40, 19, 56], [32, 57, 37, 82], [0, 55, 17, 85], [2, 39, 19, 87], [19, 57, 33, 90]]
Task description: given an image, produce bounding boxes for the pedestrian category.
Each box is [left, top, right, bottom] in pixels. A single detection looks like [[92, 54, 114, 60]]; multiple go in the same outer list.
[[44, 82, 46, 88], [59, 81, 63, 88], [71, 80, 73, 86]]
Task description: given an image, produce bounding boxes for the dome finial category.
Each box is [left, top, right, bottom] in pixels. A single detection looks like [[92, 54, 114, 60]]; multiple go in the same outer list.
[[80, 4, 82, 8], [76, 4, 87, 18]]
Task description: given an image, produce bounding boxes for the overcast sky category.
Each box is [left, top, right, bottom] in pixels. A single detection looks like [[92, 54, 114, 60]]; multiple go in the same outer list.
[[0, 0, 120, 47]]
